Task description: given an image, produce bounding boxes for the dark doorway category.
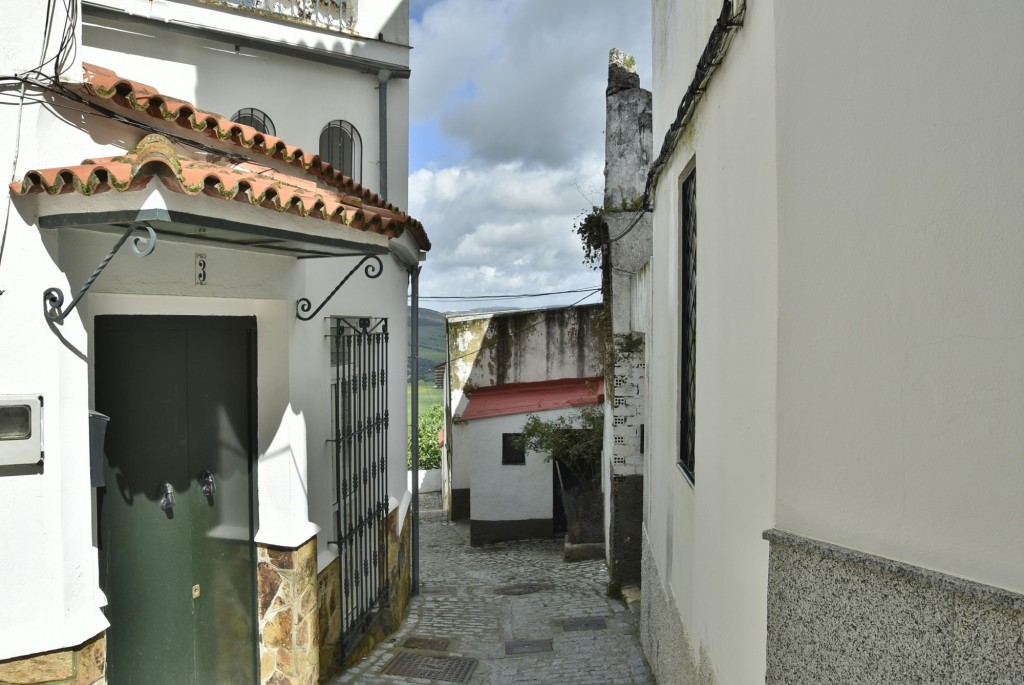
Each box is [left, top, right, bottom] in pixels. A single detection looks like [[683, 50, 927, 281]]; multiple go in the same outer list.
[[95, 316, 257, 685]]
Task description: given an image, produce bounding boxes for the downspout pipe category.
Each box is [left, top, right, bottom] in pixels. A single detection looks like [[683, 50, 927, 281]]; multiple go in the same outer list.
[[410, 265, 421, 595], [378, 69, 392, 199]]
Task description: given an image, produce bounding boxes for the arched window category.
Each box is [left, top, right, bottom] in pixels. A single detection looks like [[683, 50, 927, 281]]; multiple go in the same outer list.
[[319, 120, 362, 183], [230, 107, 276, 136]]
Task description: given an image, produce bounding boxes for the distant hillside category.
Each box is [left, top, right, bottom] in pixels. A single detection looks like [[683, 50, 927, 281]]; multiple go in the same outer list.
[[407, 307, 448, 382]]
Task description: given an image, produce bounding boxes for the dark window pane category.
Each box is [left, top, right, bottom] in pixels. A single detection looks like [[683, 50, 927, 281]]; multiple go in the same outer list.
[[502, 433, 525, 465], [680, 169, 696, 483], [230, 107, 276, 136]]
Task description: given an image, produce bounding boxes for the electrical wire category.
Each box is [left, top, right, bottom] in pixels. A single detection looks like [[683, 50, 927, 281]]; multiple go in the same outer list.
[[418, 286, 600, 303]]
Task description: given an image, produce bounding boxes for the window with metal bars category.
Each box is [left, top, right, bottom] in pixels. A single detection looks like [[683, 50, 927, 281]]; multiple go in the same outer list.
[[319, 120, 363, 184], [230, 107, 276, 136], [679, 169, 697, 483]]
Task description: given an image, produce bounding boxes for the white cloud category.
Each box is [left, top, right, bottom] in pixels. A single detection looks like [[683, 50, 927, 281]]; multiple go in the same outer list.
[[408, 0, 651, 311]]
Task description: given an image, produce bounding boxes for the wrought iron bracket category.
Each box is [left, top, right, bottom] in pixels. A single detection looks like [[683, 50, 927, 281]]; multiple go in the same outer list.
[[296, 254, 384, 321], [43, 223, 157, 324]]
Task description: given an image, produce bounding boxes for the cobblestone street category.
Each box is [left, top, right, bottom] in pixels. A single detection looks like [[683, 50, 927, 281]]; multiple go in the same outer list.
[[331, 494, 654, 685]]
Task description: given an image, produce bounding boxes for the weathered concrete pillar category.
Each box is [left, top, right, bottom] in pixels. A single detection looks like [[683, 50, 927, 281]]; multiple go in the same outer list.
[[602, 49, 653, 586]]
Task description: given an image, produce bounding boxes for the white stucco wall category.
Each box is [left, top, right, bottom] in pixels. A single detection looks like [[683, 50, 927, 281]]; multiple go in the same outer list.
[[0, 1, 108, 660], [646, 2, 1024, 683], [466, 412, 558, 523], [80, 0, 411, 209], [63, 227, 412, 559], [646, 1, 777, 683], [293, 252, 412, 570], [0, 0, 419, 663], [773, 1, 1024, 594]]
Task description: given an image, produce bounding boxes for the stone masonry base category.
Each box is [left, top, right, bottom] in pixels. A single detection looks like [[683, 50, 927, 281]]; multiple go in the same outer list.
[[640, 527, 718, 685], [257, 536, 319, 685], [0, 632, 105, 685], [764, 529, 1024, 684], [318, 504, 413, 681]]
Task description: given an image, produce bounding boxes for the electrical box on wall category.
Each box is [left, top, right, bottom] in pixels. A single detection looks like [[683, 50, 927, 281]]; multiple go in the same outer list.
[[0, 395, 43, 466]]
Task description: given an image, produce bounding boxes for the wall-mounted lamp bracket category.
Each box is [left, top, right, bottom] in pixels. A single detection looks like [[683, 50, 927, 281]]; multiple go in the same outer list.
[[43, 222, 157, 324], [295, 254, 383, 321]]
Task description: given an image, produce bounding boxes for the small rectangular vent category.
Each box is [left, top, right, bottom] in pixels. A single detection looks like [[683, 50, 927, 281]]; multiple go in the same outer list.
[[382, 653, 477, 683]]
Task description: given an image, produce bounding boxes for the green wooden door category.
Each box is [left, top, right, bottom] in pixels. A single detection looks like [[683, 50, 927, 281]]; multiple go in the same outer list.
[[96, 316, 257, 685]]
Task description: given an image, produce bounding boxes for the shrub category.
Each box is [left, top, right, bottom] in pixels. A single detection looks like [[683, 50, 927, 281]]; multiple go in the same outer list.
[[408, 403, 444, 471]]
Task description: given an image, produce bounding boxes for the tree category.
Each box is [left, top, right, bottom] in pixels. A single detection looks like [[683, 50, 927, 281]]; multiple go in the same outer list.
[[513, 404, 603, 490]]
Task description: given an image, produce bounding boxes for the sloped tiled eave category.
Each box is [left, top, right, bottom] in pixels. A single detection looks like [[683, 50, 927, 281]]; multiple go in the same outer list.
[[66, 63, 430, 251], [10, 133, 403, 238]]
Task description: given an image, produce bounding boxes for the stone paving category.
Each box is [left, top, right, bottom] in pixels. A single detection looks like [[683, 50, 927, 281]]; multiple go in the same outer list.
[[330, 493, 655, 685]]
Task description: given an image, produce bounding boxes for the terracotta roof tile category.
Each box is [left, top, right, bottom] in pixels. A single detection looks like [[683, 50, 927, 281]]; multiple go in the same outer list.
[[10, 133, 406, 238], [65, 64, 429, 250]]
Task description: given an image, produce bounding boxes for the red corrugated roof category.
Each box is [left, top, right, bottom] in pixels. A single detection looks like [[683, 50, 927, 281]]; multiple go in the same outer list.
[[460, 377, 605, 422]]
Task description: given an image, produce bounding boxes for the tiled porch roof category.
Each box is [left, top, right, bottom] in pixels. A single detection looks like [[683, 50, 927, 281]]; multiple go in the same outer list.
[[10, 133, 406, 239], [51, 63, 429, 250]]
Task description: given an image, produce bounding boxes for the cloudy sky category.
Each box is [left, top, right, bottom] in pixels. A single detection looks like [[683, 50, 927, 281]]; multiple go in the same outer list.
[[407, 0, 652, 312]]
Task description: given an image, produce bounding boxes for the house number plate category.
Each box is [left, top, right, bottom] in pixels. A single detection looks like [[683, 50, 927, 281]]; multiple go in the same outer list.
[[195, 254, 207, 285]]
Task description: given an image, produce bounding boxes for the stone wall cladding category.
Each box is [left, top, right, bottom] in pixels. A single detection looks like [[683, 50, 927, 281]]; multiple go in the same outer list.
[[0, 632, 105, 685], [640, 528, 718, 685], [765, 529, 1024, 684], [341, 505, 413, 669], [317, 556, 342, 678], [257, 536, 319, 685]]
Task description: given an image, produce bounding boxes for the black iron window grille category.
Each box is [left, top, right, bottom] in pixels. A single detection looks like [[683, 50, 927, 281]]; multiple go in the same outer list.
[[680, 169, 697, 483], [230, 107, 276, 136], [320, 120, 363, 184], [329, 316, 389, 661], [501, 433, 525, 465]]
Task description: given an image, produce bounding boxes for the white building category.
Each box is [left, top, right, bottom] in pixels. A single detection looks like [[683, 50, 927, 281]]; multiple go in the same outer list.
[[642, 1, 1024, 683], [0, 1, 427, 683], [443, 305, 604, 546]]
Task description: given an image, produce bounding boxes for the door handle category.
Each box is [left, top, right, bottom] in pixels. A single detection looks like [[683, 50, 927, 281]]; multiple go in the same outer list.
[[199, 470, 216, 498], [159, 481, 176, 511]]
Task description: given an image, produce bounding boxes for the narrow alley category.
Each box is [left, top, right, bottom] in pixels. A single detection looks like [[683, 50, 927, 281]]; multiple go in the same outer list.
[[332, 494, 654, 685]]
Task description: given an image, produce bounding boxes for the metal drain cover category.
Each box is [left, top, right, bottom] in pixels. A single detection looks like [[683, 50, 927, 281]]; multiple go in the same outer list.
[[404, 636, 451, 651], [562, 617, 607, 632], [494, 583, 549, 596], [505, 639, 553, 655], [382, 652, 478, 683]]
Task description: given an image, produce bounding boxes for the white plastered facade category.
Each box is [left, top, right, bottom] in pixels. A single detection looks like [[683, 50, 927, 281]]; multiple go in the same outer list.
[[0, 0, 420, 661], [644, 1, 1024, 683]]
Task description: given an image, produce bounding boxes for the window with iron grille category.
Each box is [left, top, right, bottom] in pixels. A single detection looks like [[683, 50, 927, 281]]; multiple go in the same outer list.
[[230, 107, 276, 136], [319, 120, 363, 184], [502, 433, 525, 465], [679, 169, 697, 483]]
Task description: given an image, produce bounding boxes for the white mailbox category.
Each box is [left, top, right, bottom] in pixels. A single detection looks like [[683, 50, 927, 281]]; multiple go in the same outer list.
[[0, 395, 43, 466]]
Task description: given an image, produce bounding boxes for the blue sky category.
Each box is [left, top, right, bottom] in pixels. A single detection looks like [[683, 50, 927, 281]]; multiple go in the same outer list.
[[406, 0, 652, 311]]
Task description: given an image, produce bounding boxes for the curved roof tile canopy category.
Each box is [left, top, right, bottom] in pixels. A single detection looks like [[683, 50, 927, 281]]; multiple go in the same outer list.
[[11, 133, 405, 238], [30, 63, 429, 250]]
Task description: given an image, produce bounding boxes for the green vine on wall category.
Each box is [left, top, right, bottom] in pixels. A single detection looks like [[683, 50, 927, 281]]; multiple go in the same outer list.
[[575, 206, 608, 269]]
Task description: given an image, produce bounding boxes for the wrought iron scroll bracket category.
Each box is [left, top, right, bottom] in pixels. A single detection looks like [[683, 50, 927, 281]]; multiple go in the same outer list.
[[43, 223, 158, 324], [295, 254, 384, 321]]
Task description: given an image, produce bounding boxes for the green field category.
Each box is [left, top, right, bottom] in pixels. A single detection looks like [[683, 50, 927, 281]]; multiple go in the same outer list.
[[408, 379, 444, 420]]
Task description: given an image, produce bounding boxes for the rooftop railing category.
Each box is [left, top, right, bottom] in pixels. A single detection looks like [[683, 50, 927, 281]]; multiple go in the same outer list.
[[214, 0, 357, 32]]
